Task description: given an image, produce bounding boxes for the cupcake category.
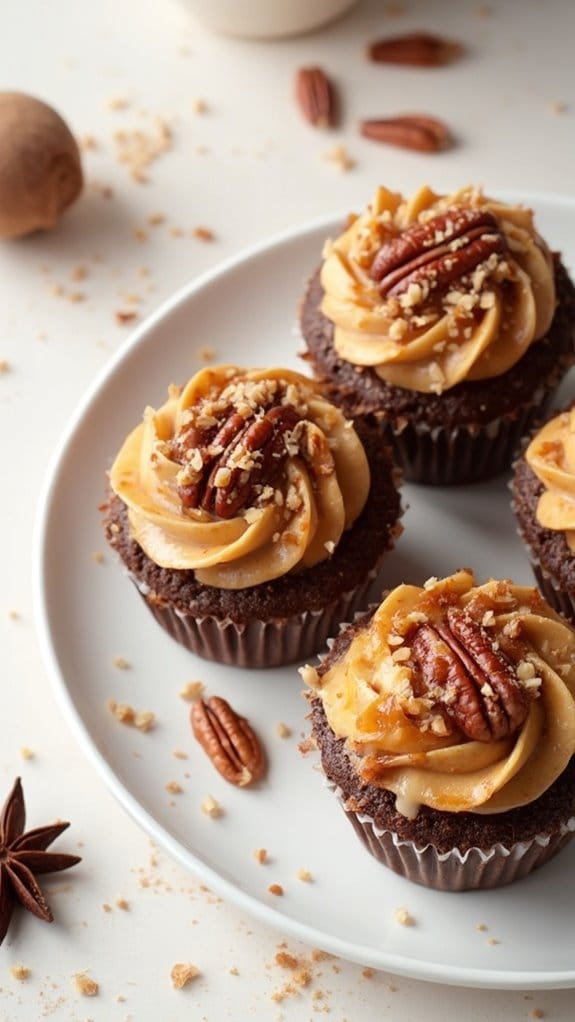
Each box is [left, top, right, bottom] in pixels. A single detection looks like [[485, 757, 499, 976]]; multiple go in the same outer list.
[[512, 404, 575, 622], [103, 365, 402, 668], [302, 570, 575, 891], [300, 184, 575, 484]]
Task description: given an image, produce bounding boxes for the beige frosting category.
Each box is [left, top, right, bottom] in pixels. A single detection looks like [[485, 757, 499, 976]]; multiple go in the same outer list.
[[525, 408, 575, 554], [109, 365, 370, 590], [320, 185, 556, 394], [303, 570, 575, 816]]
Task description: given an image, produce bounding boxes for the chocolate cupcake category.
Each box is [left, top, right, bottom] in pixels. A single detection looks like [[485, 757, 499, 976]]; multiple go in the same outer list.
[[302, 570, 575, 891], [103, 365, 402, 668], [300, 185, 575, 484], [512, 405, 575, 622]]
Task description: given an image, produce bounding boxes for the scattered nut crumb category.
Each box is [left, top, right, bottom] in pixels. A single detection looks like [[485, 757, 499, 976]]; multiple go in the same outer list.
[[0, 359, 11, 374], [10, 965, 30, 981], [549, 100, 568, 115], [276, 722, 291, 739], [146, 212, 165, 226], [107, 699, 155, 732], [487, 937, 500, 946], [530, 1011, 545, 1020], [91, 551, 105, 564], [201, 795, 222, 818], [19, 747, 34, 760], [166, 781, 183, 794], [102, 902, 112, 913], [80, 135, 98, 151], [296, 868, 312, 882], [254, 848, 268, 864], [7, 609, 20, 620], [107, 95, 130, 111], [173, 749, 188, 760], [74, 973, 99, 997], [112, 656, 131, 670], [321, 144, 355, 172], [229, 966, 239, 976], [197, 346, 216, 363], [192, 226, 215, 241], [395, 907, 415, 927], [268, 883, 284, 897], [115, 310, 138, 325], [476, 923, 488, 932], [362, 967, 374, 979], [71, 265, 88, 282], [179, 680, 205, 701], [113, 116, 172, 182], [276, 951, 299, 969], [170, 962, 200, 989], [116, 898, 129, 910], [192, 98, 207, 114]]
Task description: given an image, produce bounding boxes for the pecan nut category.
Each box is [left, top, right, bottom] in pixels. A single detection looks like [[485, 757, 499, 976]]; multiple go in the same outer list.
[[191, 696, 266, 787], [408, 608, 529, 742], [295, 67, 336, 128], [176, 403, 301, 519], [367, 31, 463, 67], [370, 208, 506, 298], [359, 114, 452, 153]]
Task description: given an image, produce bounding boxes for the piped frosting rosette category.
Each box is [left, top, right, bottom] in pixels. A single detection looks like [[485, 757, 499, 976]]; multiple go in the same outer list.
[[525, 407, 575, 553], [320, 185, 556, 394], [109, 365, 370, 590], [304, 570, 575, 816]]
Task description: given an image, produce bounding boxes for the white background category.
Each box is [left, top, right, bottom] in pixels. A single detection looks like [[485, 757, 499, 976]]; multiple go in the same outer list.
[[1, 0, 575, 1019]]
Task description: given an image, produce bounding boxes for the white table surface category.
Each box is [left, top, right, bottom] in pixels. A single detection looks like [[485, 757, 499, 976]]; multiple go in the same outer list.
[[2, 0, 575, 1018]]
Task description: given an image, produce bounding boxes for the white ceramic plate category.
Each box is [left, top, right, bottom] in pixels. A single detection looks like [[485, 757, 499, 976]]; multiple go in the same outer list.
[[34, 191, 575, 990]]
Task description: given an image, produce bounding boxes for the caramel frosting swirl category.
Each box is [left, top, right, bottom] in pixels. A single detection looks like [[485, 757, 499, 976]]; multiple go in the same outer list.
[[525, 408, 575, 553], [109, 365, 370, 590], [320, 185, 556, 394], [302, 571, 575, 816]]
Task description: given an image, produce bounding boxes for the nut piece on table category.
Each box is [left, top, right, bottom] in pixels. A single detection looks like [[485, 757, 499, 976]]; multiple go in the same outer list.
[[367, 31, 464, 67], [359, 114, 452, 153], [295, 67, 337, 129], [191, 696, 266, 787], [0, 91, 83, 239]]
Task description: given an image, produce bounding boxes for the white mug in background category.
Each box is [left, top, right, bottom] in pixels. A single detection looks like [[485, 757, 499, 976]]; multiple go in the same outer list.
[[177, 0, 361, 40]]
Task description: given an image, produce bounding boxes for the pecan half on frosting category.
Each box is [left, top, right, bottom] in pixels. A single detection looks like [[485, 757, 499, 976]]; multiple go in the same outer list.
[[408, 607, 529, 742], [370, 207, 506, 298], [173, 402, 302, 518]]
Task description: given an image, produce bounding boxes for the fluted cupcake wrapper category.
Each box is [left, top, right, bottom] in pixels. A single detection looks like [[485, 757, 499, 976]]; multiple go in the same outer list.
[[329, 782, 575, 892], [127, 560, 389, 669], [380, 397, 554, 486]]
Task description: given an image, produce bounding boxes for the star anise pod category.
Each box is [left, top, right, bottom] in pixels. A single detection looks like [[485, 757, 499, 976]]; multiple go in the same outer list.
[[0, 777, 81, 944]]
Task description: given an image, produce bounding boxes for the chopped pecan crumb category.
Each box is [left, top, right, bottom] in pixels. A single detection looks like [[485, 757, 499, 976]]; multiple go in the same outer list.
[[74, 972, 99, 996], [170, 962, 200, 989]]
